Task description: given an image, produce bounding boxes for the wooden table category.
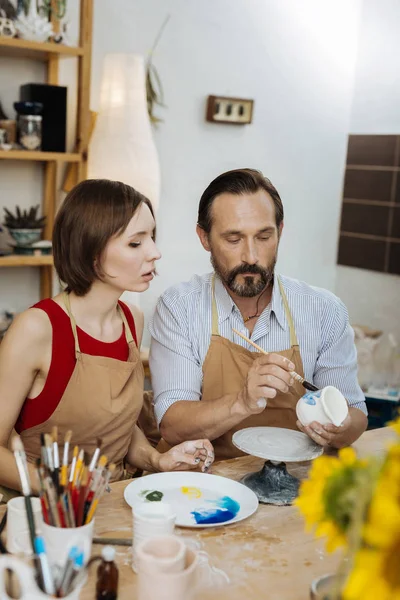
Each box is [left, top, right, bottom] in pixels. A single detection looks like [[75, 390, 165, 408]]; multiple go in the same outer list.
[[84, 427, 394, 600], [1, 428, 394, 599]]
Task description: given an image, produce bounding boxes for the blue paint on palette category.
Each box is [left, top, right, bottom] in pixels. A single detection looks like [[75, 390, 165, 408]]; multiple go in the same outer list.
[[191, 496, 240, 525]]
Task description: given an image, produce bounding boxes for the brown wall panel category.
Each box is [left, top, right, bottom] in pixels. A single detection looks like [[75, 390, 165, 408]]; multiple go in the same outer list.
[[347, 135, 397, 166], [343, 169, 392, 202], [340, 204, 390, 237], [338, 236, 386, 272], [391, 207, 400, 239], [388, 243, 400, 275]]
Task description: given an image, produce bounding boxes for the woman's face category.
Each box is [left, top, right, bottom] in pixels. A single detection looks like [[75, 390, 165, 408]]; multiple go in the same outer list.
[[100, 203, 161, 293]]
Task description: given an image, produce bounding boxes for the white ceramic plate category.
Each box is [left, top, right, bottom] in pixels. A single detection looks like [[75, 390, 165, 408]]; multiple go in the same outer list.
[[124, 471, 258, 528], [232, 427, 324, 462]]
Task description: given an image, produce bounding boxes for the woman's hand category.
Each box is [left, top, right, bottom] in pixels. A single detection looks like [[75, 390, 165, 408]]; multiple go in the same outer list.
[[156, 439, 214, 473]]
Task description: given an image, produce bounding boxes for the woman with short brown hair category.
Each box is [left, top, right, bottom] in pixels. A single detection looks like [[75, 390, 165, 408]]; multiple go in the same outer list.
[[0, 179, 213, 500]]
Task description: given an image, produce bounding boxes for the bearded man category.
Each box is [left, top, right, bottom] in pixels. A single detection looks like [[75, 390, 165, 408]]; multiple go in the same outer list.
[[149, 169, 367, 459]]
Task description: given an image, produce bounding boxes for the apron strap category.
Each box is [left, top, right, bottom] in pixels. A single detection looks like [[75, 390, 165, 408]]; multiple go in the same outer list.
[[211, 274, 299, 348], [277, 276, 299, 348], [117, 303, 135, 345], [62, 293, 135, 359], [63, 291, 81, 358], [211, 275, 220, 336]]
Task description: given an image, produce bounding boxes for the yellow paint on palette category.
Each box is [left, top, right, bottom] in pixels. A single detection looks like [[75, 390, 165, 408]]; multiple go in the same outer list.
[[181, 486, 202, 499]]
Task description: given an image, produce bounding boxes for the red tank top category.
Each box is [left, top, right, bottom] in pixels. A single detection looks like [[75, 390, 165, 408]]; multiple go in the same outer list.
[[15, 299, 137, 434]]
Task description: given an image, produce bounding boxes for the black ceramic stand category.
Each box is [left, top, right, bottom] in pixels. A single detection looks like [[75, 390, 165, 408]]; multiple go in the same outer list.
[[240, 460, 300, 505]]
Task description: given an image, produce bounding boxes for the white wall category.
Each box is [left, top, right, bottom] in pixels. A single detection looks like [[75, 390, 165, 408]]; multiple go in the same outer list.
[[1, 1, 363, 348], [335, 0, 400, 340], [91, 0, 361, 345]]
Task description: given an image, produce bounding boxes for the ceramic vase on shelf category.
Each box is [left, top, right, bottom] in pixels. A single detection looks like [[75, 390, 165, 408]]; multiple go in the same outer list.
[[88, 53, 161, 307], [15, 0, 53, 43]]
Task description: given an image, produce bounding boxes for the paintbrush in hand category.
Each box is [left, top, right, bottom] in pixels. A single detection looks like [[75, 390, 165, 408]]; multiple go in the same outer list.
[[232, 328, 318, 392]]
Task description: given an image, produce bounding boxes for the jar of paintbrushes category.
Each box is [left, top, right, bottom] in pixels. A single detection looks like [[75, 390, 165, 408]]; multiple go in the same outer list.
[[10, 432, 112, 598]]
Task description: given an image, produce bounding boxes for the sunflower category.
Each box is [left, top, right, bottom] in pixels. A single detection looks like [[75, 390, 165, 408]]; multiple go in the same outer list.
[[295, 448, 367, 552], [343, 441, 400, 600], [388, 413, 400, 437]]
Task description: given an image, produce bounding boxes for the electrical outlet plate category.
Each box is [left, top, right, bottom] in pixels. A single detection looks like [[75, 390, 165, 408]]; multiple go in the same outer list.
[[206, 95, 254, 125]]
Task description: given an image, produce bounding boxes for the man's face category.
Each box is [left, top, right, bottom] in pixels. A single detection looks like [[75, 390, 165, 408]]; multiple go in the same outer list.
[[197, 190, 282, 297]]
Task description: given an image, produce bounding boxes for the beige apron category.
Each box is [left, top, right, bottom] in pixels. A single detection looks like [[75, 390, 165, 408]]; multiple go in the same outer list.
[[202, 276, 305, 459], [20, 293, 144, 482], [158, 276, 305, 460]]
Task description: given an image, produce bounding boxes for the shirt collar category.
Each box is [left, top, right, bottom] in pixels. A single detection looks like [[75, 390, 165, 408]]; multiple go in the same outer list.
[[213, 273, 288, 331]]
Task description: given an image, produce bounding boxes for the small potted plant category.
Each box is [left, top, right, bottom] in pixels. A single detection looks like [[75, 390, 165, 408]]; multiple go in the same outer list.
[[3, 205, 46, 247]]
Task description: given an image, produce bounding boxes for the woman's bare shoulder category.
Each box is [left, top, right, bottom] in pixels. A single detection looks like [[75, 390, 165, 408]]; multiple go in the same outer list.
[[2, 306, 52, 349]]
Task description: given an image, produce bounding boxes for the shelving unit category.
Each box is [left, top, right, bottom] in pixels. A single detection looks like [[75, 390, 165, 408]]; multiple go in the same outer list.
[[0, 0, 93, 298], [0, 255, 53, 267], [338, 135, 400, 275], [0, 150, 81, 161], [0, 36, 84, 58]]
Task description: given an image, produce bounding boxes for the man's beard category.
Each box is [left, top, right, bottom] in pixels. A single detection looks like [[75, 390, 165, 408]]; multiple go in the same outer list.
[[211, 253, 276, 298]]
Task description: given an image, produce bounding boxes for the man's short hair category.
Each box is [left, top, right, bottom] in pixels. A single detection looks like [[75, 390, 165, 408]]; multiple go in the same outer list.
[[197, 168, 284, 233]]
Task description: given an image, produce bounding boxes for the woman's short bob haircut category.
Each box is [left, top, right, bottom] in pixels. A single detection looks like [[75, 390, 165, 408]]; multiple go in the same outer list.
[[53, 178, 154, 296]]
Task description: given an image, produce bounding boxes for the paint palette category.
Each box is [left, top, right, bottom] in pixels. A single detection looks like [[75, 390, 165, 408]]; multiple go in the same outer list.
[[124, 472, 259, 528]]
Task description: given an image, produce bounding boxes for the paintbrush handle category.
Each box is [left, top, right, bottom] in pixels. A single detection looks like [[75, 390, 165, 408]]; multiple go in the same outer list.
[[24, 495, 36, 554], [232, 328, 317, 391], [93, 537, 132, 546]]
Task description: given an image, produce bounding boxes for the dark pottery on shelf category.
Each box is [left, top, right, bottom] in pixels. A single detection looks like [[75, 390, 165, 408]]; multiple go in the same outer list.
[[13, 102, 43, 116]]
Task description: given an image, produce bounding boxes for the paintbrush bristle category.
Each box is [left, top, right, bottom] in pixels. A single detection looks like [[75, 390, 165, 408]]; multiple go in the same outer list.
[[64, 430, 72, 445], [11, 435, 24, 453], [96, 438, 102, 449], [73, 445, 79, 458], [107, 463, 116, 475], [51, 426, 58, 442], [44, 433, 52, 448]]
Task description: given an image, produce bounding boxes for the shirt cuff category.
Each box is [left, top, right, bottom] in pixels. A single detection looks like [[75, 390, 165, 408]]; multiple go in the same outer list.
[[349, 400, 368, 416]]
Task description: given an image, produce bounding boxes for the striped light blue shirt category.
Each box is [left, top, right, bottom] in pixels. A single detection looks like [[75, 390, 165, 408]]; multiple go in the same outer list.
[[149, 272, 367, 425]]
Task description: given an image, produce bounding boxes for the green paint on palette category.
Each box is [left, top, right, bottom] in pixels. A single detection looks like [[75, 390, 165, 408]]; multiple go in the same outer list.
[[145, 490, 164, 502]]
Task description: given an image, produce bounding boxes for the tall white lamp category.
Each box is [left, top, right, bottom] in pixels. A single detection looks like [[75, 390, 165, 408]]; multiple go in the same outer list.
[[88, 54, 161, 306]]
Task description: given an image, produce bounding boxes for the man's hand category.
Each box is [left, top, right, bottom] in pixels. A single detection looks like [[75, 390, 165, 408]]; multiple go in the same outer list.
[[297, 414, 352, 448], [236, 353, 295, 415]]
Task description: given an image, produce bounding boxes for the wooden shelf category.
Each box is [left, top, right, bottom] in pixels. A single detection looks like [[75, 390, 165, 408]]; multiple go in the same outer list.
[[0, 255, 53, 267], [0, 36, 83, 60], [0, 150, 81, 162], [347, 164, 400, 172]]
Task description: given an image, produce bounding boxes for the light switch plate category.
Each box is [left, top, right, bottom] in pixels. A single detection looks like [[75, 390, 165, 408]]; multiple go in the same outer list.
[[206, 95, 254, 125]]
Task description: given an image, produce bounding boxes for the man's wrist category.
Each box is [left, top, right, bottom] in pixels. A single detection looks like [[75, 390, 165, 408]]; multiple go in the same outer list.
[[231, 390, 251, 419]]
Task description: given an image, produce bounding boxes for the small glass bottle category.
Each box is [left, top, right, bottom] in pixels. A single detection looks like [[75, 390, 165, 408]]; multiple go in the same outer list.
[[19, 115, 42, 150], [96, 546, 119, 600]]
